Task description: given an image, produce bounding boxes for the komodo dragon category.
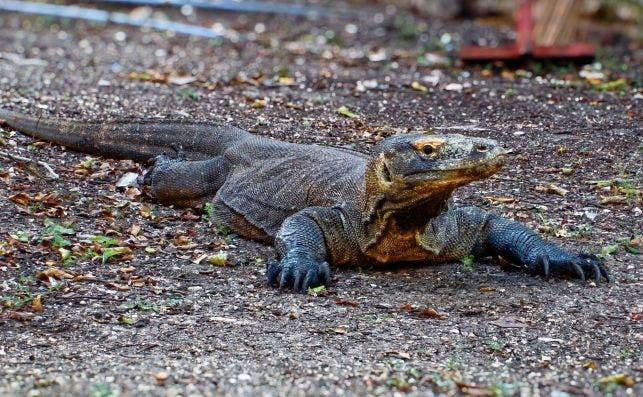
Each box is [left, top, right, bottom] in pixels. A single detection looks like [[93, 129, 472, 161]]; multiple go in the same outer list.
[[0, 109, 608, 291]]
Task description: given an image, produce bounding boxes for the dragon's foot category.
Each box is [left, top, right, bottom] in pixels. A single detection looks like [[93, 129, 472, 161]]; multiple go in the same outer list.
[[530, 252, 609, 283], [266, 256, 331, 293], [143, 152, 185, 186]]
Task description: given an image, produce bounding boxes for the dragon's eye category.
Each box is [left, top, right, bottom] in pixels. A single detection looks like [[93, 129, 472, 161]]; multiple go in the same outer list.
[[422, 145, 435, 155], [476, 144, 488, 152]]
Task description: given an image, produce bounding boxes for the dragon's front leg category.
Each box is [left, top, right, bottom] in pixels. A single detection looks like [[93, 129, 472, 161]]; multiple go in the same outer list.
[[267, 207, 357, 292], [418, 207, 609, 283]]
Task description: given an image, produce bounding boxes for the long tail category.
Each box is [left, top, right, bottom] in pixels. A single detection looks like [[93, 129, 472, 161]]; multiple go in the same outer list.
[[0, 109, 251, 162]]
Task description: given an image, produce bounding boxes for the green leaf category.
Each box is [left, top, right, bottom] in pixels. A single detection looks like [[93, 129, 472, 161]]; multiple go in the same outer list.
[[207, 251, 228, 266], [593, 78, 629, 93], [102, 246, 132, 264], [9, 230, 29, 243], [307, 285, 327, 297], [624, 245, 639, 255], [43, 218, 75, 235], [460, 255, 477, 271], [336, 105, 358, 118], [118, 315, 136, 325], [126, 300, 158, 312], [599, 244, 619, 258], [52, 234, 71, 248], [91, 235, 119, 248]]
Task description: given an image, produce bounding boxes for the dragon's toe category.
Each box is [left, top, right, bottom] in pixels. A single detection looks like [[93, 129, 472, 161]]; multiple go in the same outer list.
[[266, 257, 330, 293]]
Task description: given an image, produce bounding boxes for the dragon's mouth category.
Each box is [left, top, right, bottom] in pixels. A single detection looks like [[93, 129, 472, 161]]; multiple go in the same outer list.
[[377, 158, 394, 185], [403, 153, 506, 185]]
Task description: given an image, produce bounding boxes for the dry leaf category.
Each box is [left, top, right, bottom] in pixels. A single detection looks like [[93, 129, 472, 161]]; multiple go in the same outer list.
[[36, 268, 75, 280], [8, 192, 31, 206], [278, 76, 295, 85], [172, 235, 192, 246], [598, 373, 635, 387], [583, 360, 598, 369], [418, 307, 445, 319], [7, 311, 35, 321], [334, 298, 359, 307], [168, 74, 197, 85], [130, 224, 141, 236], [127, 70, 167, 83], [251, 99, 266, 108], [140, 203, 153, 218], [600, 196, 627, 205], [484, 196, 518, 204], [334, 324, 348, 334], [411, 81, 428, 92], [547, 183, 569, 196], [31, 295, 43, 312], [105, 282, 131, 291], [284, 102, 303, 110]]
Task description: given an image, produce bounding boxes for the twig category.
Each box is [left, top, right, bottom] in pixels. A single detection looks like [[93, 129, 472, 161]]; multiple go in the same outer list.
[[0, 149, 59, 180], [0, 0, 226, 39], [99, 0, 343, 18]]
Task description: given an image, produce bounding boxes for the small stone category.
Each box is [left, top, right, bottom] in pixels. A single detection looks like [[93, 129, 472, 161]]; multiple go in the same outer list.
[[444, 83, 463, 92], [115, 172, 139, 188], [154, 371, 169, 385]]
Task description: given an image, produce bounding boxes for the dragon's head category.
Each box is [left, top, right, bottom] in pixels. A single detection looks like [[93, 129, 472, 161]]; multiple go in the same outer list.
[[367, 133, 507, 198]]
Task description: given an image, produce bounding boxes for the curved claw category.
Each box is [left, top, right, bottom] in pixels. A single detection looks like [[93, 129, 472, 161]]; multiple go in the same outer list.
[[599, 266, 610, 283], [536, 255, 550, 280], [527, 251, 609, 284], [572, 261, 585, 281], [265, 258, 331, 293], [266, 261, 282, 287], [279, 264, 294, 290]]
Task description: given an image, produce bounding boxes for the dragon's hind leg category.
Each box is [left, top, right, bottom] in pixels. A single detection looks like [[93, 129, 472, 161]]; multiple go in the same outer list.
[[143, 154, 229, 207]]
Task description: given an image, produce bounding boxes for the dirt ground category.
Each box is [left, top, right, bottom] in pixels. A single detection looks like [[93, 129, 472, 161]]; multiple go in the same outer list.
[[0, 3, 641, 397]]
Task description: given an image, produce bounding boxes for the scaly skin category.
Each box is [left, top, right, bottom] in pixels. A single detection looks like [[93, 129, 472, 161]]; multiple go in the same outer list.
[[0, 109, 608, 292]]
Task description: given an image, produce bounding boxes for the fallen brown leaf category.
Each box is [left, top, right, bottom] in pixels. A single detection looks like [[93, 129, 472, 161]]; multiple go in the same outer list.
[[583, 360, 598, 369], [417, 307, 445, 319], [333, 324, 348, 334], [600, 196, 627, 205], [105, 282, 131, 291], [334, 298, 359, 307], [7, 311, 34, 321], [8, 192, 31, 206], [31, 295, 43, 312], [484, 196, 518, 204], [36, 268, 75, 281]]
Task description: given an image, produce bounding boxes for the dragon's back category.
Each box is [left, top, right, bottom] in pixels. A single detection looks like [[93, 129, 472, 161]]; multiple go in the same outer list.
[[217, 137, 369, 237]]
